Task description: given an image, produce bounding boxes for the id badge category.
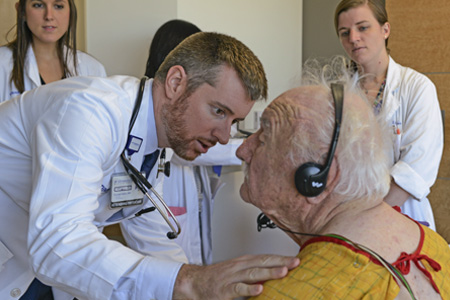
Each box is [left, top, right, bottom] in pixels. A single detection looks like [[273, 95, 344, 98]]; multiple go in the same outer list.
[[110, 173, 144, 208]]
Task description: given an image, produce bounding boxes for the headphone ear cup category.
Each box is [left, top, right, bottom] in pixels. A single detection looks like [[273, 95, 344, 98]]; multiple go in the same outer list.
[[295, 162, 327, 197]]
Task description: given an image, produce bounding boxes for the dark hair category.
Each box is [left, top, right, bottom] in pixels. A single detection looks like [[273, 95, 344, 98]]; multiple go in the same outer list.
[[6, 0, 78, 93], [145, 19, 201, 78]]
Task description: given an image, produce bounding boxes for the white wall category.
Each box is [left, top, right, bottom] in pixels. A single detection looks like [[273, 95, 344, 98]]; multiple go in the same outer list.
[[178, 0, 302, 262], [85, 0, 302, 263], [85, 0, 177, 76]]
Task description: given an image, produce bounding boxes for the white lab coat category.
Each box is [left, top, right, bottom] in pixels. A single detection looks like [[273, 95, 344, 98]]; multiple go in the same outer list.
[[381, 56, 443, 229], [0, 45, 106, 102], [0, 76, 182, 300], [129, 139, 243, 266]]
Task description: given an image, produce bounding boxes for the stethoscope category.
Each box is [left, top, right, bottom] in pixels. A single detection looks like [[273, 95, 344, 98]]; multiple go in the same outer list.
[[120, 77, 181, 239]]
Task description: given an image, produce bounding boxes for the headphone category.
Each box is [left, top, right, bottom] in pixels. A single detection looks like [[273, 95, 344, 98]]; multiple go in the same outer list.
[[294, 83, 344, 197], [120, 77, 180, 239]]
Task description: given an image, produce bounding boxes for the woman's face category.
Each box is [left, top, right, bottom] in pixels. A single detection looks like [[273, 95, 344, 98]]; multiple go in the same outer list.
[[337, 4, 389, 68], [24, 0, 70, 45]]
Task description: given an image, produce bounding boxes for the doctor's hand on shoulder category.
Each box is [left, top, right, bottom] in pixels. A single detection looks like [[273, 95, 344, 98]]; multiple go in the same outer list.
[[172, 254, 300, 299]]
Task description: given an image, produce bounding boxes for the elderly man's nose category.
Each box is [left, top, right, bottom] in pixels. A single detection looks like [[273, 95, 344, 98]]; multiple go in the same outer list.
[[236, 137, 255, 164]]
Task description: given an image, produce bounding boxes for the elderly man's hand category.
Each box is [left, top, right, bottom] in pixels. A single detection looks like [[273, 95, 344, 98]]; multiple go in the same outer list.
[[172, 254, 300, 299]]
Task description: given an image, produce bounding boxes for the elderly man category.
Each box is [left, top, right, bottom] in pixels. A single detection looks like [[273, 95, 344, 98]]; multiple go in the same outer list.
[[236, 60, 450, 299]]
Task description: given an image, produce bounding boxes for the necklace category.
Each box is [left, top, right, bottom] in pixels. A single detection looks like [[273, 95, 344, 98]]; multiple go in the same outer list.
[[372, 78, 386, 115]]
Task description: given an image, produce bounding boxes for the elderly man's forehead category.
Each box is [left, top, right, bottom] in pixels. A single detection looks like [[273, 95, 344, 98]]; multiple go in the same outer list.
[[263, 86, 329, 119]]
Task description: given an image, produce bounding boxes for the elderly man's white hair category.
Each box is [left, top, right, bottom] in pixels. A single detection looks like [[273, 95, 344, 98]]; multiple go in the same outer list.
[[291, 56, 391, 202]]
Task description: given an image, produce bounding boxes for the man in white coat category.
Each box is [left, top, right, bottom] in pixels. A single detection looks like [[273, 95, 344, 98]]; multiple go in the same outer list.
[[0, 32, 299, 300]]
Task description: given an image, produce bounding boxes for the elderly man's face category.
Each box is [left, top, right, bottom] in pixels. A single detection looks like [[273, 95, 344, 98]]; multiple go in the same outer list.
[[236, 86, 329, 213], [236, 90, 302, 211]]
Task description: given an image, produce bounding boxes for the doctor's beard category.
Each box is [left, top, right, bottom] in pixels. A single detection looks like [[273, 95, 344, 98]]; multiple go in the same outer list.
[[162, 95, 198, 161]]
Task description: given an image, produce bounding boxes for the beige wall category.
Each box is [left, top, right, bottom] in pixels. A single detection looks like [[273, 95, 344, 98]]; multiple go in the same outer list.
[[85, 0, 177, 77], [0, 0, 17, 46], [74, 0, 85, 51], [387, 0, 450, 243]]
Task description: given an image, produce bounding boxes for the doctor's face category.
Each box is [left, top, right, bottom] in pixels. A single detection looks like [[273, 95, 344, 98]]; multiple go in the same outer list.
[[24, 0, 70, 45], [163, 65, 254, 161]]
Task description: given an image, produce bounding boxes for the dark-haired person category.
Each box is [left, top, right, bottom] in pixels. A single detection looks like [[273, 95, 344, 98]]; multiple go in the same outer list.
[[0, 0, 105, 102]]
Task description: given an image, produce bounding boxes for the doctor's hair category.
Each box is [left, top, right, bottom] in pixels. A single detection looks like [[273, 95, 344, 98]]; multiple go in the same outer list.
[[334, 0, 389, 47], [145, 19, 201, 79], [6, 0, 78, 93], [154, 32, 268, 101], [290, 56, 391, 202]]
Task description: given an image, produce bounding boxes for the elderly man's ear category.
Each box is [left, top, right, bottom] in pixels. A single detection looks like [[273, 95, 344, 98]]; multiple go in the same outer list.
[[304, 155, 340, 205]]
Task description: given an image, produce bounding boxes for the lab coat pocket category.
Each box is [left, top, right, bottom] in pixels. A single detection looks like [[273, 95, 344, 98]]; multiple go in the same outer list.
[[0, 240, 13, 272]]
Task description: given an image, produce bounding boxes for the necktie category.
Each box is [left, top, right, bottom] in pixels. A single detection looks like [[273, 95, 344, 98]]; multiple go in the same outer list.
[[140, 149, 160, 179]]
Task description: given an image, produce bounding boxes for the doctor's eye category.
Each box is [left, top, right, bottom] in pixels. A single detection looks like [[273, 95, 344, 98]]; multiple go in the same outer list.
[[212, 107, 226, 118]]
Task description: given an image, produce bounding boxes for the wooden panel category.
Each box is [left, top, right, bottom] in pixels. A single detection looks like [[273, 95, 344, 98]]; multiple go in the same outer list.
[[387, 0, 450, 242], [387, 0, 450, 73], [428, 74, 450, 178], [0, 0, 17, 46], [429, 179, 450, 243]]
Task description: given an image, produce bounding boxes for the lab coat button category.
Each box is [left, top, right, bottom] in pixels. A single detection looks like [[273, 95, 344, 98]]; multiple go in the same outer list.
[[10, 288, 22, 298]]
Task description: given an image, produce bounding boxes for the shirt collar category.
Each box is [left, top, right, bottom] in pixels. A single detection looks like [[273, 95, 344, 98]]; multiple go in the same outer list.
[[143, 78, 159, 155]]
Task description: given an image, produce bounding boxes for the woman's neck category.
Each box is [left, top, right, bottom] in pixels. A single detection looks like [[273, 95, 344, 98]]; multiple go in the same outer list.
[[32, 39, 59, 61], [32, 39, 64, 84], [358, 52, 389, 80]]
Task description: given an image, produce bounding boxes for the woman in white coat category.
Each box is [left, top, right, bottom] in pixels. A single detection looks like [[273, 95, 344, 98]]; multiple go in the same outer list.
[[0, 1, 105, 299], [0, 0, 105, 103], [334, 0, 443, 229]]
